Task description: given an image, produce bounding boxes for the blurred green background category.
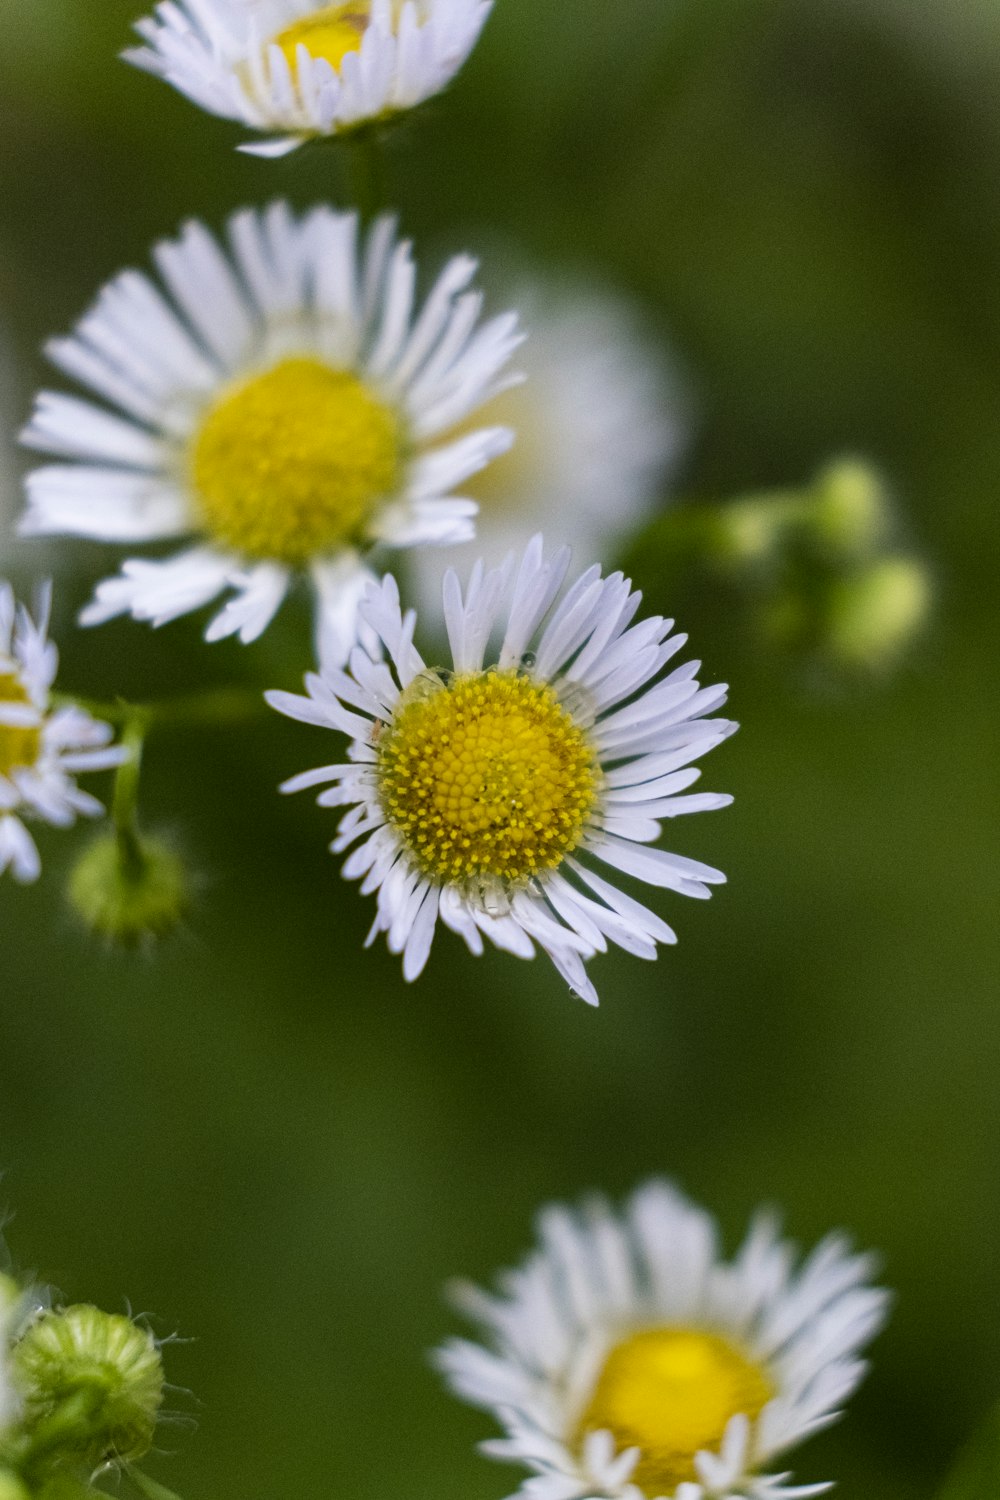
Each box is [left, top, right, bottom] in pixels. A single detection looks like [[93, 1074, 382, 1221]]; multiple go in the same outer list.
[[0, 2, 998, 1498]]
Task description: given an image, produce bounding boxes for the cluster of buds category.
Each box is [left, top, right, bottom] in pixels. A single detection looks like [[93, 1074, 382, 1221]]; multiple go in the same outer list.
[[633, 458, 932, 681], [0, 1277, 169, 1500], [718, 459, 932, 673]]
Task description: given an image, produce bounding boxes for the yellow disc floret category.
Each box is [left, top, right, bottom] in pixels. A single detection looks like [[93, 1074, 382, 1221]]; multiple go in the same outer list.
[[377, 670, 600, 886], [578, 1327, 774, 1495], [191, 356, 402, 565], [0, 673, 41, 778], [273, 4, 373, 73]]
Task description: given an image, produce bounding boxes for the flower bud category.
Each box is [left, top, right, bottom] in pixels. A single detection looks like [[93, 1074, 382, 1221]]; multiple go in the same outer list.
[[810, 458, 890, 557], [827, 556, 932, 670], [0, 1472, 29, 1500], [68, 832, 190, 947], [714, 494, 796, 567], [12, 1306, 164, 1470]]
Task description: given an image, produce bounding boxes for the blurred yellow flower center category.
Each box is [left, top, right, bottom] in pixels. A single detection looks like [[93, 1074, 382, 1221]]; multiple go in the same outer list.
[[377, 670, 600, 885], [192, 357, 402, 565], [273, 4, 372, 73], [0, 673, 41, 777], [579, 1328, 774, 1494]]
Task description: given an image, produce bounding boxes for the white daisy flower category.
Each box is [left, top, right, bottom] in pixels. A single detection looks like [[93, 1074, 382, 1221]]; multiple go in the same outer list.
[[124, 0, 495, 158], [267, 536, 735, 1004], [413, 277, 684, 612], [0, 583, 126, 885], [21, 204, 522, 664], [436, 1181, 890, 1500], [0, 1275, 19, 1434]]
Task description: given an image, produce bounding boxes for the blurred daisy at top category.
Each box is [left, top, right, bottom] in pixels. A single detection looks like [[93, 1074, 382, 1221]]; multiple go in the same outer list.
[[0, 582, 126, 885], [412, 273, 685, 613], [21, 204, 522, 664], [268, 537, 735, 1004], [124, 0, 495, 157], [437, 1181, 889, 1500]]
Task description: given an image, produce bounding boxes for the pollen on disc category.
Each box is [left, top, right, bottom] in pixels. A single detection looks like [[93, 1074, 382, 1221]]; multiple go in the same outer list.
[[273, 4, 373, 73], [376, 670, 601, 886], [0, 674, 41, 777], [191, 356, 402, 566], [578, 1327, 775, 1495]]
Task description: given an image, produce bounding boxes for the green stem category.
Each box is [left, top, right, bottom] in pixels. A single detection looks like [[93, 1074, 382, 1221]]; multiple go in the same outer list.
[[112, 718, 148, 881], [54, 688, 267, 734], [347, 127, 388, 220]]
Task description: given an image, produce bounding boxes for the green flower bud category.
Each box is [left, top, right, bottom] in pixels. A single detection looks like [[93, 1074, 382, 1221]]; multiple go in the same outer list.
[[0, 1471, 30, 1500], [827, 556, 932, 670], [810, 458, 890, 557], [68, 832, 190, 948], [12, 1306, 164, 1470], [712, 492, 803, 569]]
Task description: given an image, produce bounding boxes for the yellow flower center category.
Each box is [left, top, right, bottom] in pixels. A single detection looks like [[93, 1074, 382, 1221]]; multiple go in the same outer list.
[[376, 670, 600, 886], [578, 1328, 774, 1496], [0, 673, 41, 778], [191, 357, 403, 565], [273, 3, 373, 73]]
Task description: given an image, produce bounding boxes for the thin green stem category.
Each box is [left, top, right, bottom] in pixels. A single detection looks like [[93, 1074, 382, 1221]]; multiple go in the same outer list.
[[112, 718, 148, 881], [347, 127, 389, 220], [54, 688, 268, 734]]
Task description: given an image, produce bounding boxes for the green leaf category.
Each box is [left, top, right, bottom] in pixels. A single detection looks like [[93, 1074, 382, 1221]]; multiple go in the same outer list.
[[938, 1403, 1000, 1500]]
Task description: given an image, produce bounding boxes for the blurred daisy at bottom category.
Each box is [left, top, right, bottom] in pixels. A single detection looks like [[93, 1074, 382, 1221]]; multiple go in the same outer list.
[[0, 582, 126, 884], [412, 275, 684, 614], [436, 1181, 889, 1500], [268, 536, 734, 1003]]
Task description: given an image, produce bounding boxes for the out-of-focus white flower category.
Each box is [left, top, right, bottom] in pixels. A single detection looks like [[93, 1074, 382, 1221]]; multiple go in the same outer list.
[[21, 204, 522, 665], [0, 1275, 20, 1435], [437, 1181, 890, 1500], [268, 537, 735, 1004], [413, 279, 683, 614], [0, 582, 126, 884], [124, 0, 494, 157]]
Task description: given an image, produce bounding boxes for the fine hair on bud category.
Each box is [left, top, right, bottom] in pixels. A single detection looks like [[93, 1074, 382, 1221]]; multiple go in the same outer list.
[[12, 1305, 164, 1471], [68, 831, 191, 948]]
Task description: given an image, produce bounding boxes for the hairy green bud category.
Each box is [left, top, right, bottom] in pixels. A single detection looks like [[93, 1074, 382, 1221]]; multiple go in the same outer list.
[[13, 1306, 164, 1470], [68, 832, 190, 947]]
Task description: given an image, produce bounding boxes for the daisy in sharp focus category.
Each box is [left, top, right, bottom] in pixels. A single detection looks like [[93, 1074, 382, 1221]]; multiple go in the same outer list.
[[412, 275, 685, 613], [0, 583, 126, 885], [124, 0, 494, 157], [21, 204, 522, 664], [436, 1181, 890, 1500], [267, 536, 735, 1004]]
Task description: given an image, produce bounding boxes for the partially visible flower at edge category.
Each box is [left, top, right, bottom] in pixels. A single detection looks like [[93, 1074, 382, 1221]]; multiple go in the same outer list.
[[0, 582, 126, 884], [124, 0, 495, 158], [268, 536, 735, 1004], [0, 1274, 21, 1436], [21, 203, 523, 667], [436, 1180, 889, 1500], [412, 274, 685, 613]]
